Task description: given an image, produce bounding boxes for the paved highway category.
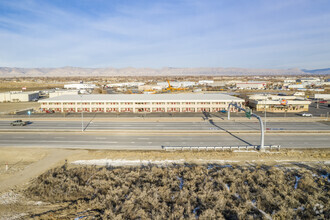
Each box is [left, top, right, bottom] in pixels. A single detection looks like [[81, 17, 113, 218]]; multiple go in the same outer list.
[[0, 132, 329, 149], [0, 120, 329, 131]]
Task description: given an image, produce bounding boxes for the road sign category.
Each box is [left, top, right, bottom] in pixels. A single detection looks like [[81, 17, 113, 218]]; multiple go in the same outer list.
[[245, 109, 251, 119]]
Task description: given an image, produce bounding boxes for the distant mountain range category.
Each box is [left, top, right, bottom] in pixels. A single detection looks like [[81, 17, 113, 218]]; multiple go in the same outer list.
[[0, 66, 328, 77], [302, 68, 330, 75]]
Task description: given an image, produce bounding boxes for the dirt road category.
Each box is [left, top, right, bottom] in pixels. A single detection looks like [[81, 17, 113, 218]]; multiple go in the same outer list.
[[0, 149, 77, 192]]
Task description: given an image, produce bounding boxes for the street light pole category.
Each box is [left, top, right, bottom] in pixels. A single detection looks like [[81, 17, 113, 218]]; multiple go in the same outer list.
[[264, 95, 267, 132], [80, 95, 84, 132], [228, 102, 265, 151]]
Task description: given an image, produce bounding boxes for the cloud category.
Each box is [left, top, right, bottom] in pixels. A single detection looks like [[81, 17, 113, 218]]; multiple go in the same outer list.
[[0, 0, 329, 68]]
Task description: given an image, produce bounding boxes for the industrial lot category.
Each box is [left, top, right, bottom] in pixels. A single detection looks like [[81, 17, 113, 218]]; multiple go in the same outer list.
[[0, 75, 329, 219], [0, 75, 329, 145], [1, 75, 329, 114], [0, 75, 329, 150]]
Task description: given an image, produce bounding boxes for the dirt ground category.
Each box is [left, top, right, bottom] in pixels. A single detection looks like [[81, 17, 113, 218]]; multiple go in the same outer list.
[[0, 148, 329, 219], [0, 102, 40, 114], [0, 148, 329, 192], [0, 81, 64, 93]]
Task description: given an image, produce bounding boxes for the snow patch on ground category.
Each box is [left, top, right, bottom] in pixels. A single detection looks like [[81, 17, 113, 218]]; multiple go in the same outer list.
[[0, 213, 27, 220], [72, 159, 186, 166], [200, 159, 239, 163], [0, 191, 22, 205], [233, 150, 258, 153], [72, 159, 243, 166]]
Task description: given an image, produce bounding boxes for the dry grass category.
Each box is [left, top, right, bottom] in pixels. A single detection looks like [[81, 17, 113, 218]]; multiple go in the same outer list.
[[0, 102, 40, 114], [0, 148, 48, 182], [23, 163, 330, 219], [0, 81, 64, 92]]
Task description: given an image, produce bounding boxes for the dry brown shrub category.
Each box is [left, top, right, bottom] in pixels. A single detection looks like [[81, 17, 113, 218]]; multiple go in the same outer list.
[[25, 163, 329, 219]]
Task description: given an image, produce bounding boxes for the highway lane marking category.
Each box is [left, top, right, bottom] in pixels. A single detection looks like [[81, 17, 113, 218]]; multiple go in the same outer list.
[[96, 137, 107, 140], [138, 138, 150, 140], [0, 140, 122, 144], [54, 137, 65, 139]]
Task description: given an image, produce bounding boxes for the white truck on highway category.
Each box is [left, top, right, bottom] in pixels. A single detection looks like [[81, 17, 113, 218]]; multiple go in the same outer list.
[[10, 120, 27, 126]]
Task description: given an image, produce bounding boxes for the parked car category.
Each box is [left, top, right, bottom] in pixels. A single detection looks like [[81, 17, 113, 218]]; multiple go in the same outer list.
[[45, 110, 55, 113], [10, 120, 27, 126], [301, 113, 313, 117], [319, 100, 327, 104]]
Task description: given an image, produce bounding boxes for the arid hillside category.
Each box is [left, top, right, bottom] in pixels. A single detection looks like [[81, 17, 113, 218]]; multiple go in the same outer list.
[[0, 67, 307, 77]]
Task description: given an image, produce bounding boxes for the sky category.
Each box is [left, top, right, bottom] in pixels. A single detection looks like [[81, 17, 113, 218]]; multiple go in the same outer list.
[[0, 0, 329, 69]]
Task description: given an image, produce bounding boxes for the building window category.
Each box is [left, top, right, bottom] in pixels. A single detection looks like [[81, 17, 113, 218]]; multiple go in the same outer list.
[[135, 102, 150, 105]]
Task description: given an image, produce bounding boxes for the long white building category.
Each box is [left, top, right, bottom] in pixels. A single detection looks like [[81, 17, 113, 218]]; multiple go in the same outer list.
[[157, 81, 196, 88], [39, 94, 244, 113], [106, 82, 145, 87], [49, 90, 79, 98], [0, 91, 39, 102], [64, 83, 97, 90], [236, 81, 267, 89]]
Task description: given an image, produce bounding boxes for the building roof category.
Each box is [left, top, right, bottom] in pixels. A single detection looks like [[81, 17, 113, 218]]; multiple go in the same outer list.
[[236, 81, 266, 84], [250, 100, 311, 105], [39, 93, 244, 102], [0, 91, 39, 95]]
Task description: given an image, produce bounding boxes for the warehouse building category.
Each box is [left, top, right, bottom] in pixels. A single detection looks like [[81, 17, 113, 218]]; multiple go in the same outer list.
[[49, 90, 79, 98], [248, 94, 311, 112], [64, 83, 97, 90], [314, 94, 330, 100], [106, 82, 144, 87], [0, 91, 39, 102], [157, 81, 196, 88], [39, 94, 244, 113], [236, 81, 267, 90]]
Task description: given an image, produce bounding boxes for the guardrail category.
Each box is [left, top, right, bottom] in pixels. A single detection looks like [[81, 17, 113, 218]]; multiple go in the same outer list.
[[162, 145, 280, 151]]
